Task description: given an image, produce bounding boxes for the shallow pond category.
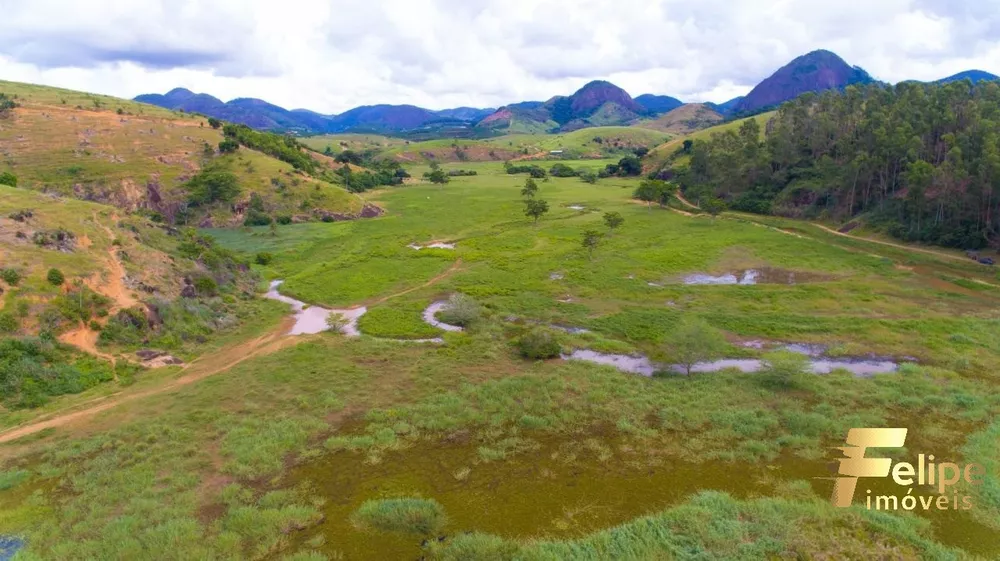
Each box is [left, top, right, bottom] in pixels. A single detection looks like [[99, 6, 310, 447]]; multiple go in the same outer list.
[[408, 242, 455, 250], [422, 301, 464, 332], [682, 267, 832, 285], [564, 349, 900, 377], [264, 280, 365, 336], [0, 537, 23, 561]]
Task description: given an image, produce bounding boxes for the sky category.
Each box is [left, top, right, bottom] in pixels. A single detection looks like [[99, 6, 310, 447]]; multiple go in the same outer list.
[[1, 0, 999, 114]]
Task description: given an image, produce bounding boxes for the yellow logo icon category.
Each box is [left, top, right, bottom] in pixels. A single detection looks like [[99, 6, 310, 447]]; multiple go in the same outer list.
[[831, 428, 907, 507], [831, 428, 986, 511]]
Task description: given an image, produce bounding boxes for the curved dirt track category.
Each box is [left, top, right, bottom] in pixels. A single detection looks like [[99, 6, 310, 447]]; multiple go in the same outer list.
[[0, 260, 464, 445], [0, 318, 296, 445]]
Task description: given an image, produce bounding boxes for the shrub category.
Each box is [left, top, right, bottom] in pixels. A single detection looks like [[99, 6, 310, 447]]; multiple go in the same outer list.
[[193, 276, 218, 297], [761, 351, 810, 388], [47, 268, 65, 286], [0, 312, 18, 333], [549, 163, 578, 177], [517, 328, 561, 360], [186, 167, 241, 206], [218, 138, 239, 153], [0, 171, 16, 187], [243, 210, 272, 226], [1, 268, 21, 286], [438, 294, 481, 327], [350, 498, 447, 535], [254, 252, 274, 265], [275, 215, 292, 225]]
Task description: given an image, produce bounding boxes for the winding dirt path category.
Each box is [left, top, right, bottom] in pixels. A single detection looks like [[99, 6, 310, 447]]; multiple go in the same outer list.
[[371, 259, 463, 305], [810, 223, 973, 264], [0, 260, 465, 445], [0, 318, 296, 444]]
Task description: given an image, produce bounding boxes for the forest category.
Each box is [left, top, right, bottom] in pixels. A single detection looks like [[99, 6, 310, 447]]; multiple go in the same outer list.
[[677, 81, 1000, 249]]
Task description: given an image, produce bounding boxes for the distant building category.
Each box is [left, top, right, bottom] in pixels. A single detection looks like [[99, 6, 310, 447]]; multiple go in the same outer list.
[[549, 150, 563, 155]]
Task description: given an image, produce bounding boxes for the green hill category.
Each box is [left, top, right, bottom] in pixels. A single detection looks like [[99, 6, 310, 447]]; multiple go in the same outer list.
[[0, 80, 364, 227]]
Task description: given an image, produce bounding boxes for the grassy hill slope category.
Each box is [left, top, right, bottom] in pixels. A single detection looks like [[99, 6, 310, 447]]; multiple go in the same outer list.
[[377, 126, 668, 163], [0, 80, 363, 226], [643, 112, 775, 172], [634, 103, 724, 134]]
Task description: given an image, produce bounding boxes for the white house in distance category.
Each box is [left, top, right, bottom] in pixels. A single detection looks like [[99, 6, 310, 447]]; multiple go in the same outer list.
[[549, 150, 563, 155]]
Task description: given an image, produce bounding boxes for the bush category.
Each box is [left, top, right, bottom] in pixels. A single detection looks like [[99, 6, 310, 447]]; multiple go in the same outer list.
[[350, 498, 447, 536], [186, 167, 241, 206], [1, 268, 21, 286], [0, 312, 18, 333], [243, 210, 272, 226], [761, 351, 810, 388], [549, 163, 578, 177], [193, 276, 218, 297], [254, 252, 274, 265], [275, 215, 292, 225], [0, 171, 16, 187], [517, 328, 561, 360], [438, 294, 481, 327], [47, 268, 65, 286]]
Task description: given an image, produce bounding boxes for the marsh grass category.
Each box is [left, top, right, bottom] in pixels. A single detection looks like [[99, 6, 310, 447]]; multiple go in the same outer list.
[[350, 497, 446, 536]]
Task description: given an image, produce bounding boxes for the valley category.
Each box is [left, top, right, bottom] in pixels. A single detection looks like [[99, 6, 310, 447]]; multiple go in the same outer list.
[[1, 51, 999, 560]]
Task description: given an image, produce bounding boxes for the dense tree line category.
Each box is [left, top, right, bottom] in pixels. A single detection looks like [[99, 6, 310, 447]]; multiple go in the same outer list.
[[676, 81, 1000, 249], [222, 124, 317, 173]]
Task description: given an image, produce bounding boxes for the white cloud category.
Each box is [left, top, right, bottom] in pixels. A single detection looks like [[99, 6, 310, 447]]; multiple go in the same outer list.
[[0, 0, 998, 112]]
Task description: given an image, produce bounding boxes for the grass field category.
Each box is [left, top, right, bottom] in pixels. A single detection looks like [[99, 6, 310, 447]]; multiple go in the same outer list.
[[297, 127, 670, 164], [1, 159, 999, 559]]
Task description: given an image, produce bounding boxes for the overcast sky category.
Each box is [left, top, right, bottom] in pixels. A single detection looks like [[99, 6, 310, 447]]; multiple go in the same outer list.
[[1, 0, 998, 113]]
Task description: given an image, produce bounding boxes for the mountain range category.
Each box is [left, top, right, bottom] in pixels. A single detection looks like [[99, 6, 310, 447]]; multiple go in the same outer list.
[[135, 50, 999, 136]]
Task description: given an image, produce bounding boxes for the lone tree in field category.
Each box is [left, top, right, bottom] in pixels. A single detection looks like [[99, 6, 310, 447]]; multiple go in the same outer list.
[[582, 229, 602, 260], [603, 211, 624, 235], [666, 318, 727, 375], [426, 169, 449, 184], [0, 93, 17, 119], [207, 117, 222, 129], [633, 179, 670, 208], [702, 197, 727, 220], [521, 178, 539, 198], [524, 198, 549, 224]]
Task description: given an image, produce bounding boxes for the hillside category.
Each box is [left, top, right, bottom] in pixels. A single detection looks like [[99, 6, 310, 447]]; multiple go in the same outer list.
[[0, 80, 364, 227], [642, 112, 775, 172], [732, 50, 874, 115], [381, 126, 668, 163], [634, 103, 723, 134], [0, 184, 264, 398]]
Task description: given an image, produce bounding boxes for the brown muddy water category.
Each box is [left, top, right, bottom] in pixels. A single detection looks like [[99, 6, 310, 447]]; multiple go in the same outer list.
[[279, 433, 999, 559]]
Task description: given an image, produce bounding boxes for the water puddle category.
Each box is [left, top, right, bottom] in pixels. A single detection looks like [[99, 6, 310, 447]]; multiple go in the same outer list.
[[408, 242, 455, 250], [422, 301, 464, 332], [0, 537, 23, 561], [264, 280, 366, 336], [564, 349, 900, 377], [681, 268, 832, 285], [562, 350, 658, 376], [567, 205, 586, 211], [550, 324, 590, 335]]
